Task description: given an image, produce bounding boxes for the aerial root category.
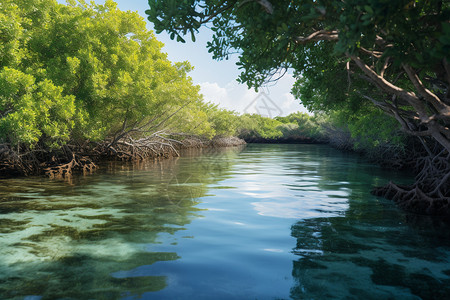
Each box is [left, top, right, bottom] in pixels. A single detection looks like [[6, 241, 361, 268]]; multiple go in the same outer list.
[[44, 154, 97, 179], [372, 144, 450, 216], [372, 174, 450, 216], [0, 136, 246, 178], [101, 137, 181, 161], [102, 136, 246, 160]]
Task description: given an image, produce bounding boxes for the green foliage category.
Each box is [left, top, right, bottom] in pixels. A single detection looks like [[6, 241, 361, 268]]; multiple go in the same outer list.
[[326, 108, 406, 151], [275, 112, 326, 140], [275, 123, 301, 137], [146, 0, 450, 153], [204, 103, 240, 137], [234, 111, 326, 142], [236, 114, 283, 140], [23, 0, 209, 140], [0, 0, 224, 150], [148, 0, 449, 86], [0, 67, 77, 148]]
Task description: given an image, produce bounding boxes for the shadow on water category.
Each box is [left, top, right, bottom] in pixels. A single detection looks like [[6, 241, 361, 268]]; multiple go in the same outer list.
[[286, 147, 450, 299], [0, 146, 244, 299], [234, 144, 450, 299]]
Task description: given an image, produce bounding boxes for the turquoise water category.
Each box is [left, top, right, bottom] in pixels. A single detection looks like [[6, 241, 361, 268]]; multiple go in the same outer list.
[[0, 144, 449, 299]]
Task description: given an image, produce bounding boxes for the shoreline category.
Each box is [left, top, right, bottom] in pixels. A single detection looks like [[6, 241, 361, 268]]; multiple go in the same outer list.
[[242, 138, 327, 144], [0, 136, 247, 179]]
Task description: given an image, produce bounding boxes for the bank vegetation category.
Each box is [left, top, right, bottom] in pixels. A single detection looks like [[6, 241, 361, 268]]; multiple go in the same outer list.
[[0, 0, 247, 179]]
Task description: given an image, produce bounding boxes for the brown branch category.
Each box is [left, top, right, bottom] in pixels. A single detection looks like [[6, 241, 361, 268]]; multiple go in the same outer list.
[[294, 30, 339, 44], [392, 70, 406, 84], [380, 57, 390, 78], [431, 170, 450, 196], [199, 1, 238, 24], [360, 94, 394, 112], [348, 54, 430, 121], [359, 47, 383, 58], [392, 112, 432, 137], [108, 100, 193, 149], [356, 79, 450, 152], [419, 113, 450, 125], [429, 124, 450, 153], [403, 64, 450, 113]]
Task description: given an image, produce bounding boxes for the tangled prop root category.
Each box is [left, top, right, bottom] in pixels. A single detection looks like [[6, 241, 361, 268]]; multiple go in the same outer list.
[[102, 136, 181, 161], [0, 135, 246, 178], [372, 151, 450, 216], [44, 154, 97, 179]]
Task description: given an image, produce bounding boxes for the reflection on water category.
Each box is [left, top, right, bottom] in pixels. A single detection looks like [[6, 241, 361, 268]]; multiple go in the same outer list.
[[0, 149, 229, 299], [0, 144, 449, 299], [291, 216, 450, 299]]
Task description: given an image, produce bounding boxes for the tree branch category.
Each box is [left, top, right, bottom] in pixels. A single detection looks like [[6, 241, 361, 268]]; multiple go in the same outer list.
[[403, 64, 450, 114], [294, 30, 339, 44], [380, 57, 390, 78], [359, 47, 383, 58], [391, 109, 432, 137], [199, 1, 238, 25], [348, 54, 429, 120]]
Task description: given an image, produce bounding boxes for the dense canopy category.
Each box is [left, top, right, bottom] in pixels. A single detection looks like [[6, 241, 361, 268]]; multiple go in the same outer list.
[[0, 0, 227, 151]]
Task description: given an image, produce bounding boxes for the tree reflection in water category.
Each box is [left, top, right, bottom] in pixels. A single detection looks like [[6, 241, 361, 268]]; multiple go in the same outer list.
[[290, 206, 450, 299], [0, 146, 244, 299]]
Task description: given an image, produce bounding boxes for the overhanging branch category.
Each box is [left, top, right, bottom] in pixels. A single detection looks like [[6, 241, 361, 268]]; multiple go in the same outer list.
[[403, 64, 450, 114], [294, 30, 338, 44]]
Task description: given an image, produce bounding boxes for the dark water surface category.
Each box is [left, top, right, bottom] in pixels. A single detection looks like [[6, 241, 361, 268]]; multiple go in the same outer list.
[[1, 144, 449, 299]]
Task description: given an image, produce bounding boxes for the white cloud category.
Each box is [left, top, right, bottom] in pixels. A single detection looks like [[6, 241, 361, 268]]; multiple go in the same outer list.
[[199, 73, 309, 116], [198, 82, 228, 106]]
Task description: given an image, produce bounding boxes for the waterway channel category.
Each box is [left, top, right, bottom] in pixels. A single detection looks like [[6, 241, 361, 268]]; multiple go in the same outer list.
[[0, 144, 449, 299]]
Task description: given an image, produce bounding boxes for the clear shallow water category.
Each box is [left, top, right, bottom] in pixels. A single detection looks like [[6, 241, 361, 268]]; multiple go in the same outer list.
[[0, 144, 449, 299]]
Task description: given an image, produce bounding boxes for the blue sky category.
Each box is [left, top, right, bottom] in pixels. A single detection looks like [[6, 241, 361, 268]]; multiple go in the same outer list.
[[58, 0, 307, 116]]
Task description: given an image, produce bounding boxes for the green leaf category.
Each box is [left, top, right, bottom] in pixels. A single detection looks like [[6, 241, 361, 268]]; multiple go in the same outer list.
[[176, 35, 186, 43], [364, 5, 373, 14]]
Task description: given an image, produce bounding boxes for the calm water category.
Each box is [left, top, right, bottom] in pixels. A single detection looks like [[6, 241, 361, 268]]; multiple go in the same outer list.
[[1, 144, 449, 299]]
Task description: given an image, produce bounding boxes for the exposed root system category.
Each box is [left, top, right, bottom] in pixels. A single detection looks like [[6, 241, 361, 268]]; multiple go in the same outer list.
[[100, 136, 182, 161], [0, 136, 246, 178], [178, 137, 207, 149], [0, 144, 97, 179], [44, 154, 97, 179], [372, 145, 450, 216]]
